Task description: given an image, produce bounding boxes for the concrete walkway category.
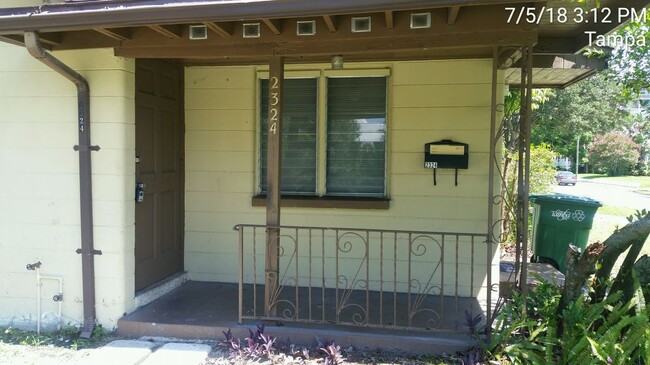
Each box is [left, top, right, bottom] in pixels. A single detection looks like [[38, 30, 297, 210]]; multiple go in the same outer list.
[[77, 339, 214, 365]]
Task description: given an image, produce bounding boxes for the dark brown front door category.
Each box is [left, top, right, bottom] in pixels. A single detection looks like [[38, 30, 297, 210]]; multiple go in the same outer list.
[[135, 59, 184, 291]]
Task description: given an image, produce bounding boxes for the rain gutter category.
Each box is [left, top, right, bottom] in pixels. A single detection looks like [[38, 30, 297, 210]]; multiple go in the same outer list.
[[24, 31, 101, 339], [0, 0, 545, 34]]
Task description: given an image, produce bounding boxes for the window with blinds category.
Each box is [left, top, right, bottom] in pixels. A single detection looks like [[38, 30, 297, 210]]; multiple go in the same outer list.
[[258, 75, 387, 198], [260, 78, 318, 194], [326, 77, 387, 197]]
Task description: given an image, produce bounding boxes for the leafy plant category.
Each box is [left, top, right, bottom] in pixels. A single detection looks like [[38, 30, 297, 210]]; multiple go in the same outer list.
[[464, 310, 482, 335], [627, 209, 649, 223], [220, 324, 277, 361], [319, 340, 345, 365], [481, 276, 650, 365], [560, 290, 648, 364]]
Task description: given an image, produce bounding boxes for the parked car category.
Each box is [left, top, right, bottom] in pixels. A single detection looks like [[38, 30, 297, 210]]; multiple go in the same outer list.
[[555, 170, 577, 186]]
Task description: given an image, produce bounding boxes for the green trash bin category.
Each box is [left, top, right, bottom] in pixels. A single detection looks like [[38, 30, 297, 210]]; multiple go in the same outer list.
[[529, 193, 602, 273]]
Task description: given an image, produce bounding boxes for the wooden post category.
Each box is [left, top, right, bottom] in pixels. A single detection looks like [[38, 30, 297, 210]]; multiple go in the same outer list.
[[517, 45, 533, 294], [486, 46, 498, 326], [265, 56, 284, 317]]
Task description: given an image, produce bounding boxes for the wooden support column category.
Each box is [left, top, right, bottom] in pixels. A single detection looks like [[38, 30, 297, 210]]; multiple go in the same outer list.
[[265, 56, 284, 317], [486, 47, 499, 326], [515, 45, 533, 295]]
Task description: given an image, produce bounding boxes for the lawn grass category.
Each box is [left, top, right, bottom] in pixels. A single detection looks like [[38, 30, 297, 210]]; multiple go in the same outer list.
[[579, 173, 650, 187]]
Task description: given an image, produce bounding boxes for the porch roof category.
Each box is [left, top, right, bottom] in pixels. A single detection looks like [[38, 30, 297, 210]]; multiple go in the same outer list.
[[0, 0, 647, 87]]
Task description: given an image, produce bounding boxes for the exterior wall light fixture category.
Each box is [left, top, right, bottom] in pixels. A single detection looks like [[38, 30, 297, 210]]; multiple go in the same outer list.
[[331, 55, 344, 70]]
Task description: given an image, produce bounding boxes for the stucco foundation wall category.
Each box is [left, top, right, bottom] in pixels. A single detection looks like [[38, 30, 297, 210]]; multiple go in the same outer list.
[[184, 60, 502, 297], [0, 43, 135, 330]]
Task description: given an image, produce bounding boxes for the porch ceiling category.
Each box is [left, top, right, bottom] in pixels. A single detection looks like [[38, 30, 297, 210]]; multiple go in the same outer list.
[[0, 0, 647, 88]]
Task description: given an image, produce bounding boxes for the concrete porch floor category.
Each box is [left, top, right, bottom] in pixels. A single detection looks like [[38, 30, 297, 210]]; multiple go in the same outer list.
[[117, 281, 477, 354]]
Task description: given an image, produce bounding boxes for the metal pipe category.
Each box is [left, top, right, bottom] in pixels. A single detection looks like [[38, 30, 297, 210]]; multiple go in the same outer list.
[[0, 0, 514, 34], [27, 262, 63, 334], [24, 31, 101, 339], [38, 272, 64, 333]]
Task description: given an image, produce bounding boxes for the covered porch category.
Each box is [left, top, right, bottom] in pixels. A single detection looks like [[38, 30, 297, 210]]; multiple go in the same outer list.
[[0, 0, 629, 344], [118, 281, 475, 353]]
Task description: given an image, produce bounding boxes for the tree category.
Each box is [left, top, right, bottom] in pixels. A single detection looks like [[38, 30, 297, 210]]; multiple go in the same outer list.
[[531, 74, 633, 167], [587, 131, 640, 176], [609, 17, 650, 98], [497, 89, 553, 242]]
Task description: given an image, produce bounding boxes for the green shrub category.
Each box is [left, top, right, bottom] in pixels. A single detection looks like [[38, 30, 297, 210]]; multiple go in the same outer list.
[[483, 281, 649, 365]]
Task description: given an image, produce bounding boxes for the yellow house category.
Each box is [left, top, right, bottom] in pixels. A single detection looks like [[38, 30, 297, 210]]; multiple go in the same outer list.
[[0, 0, 641, 350]]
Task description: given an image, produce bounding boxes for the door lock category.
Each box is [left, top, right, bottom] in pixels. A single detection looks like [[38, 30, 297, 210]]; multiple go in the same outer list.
[[135, 182, 145, 203]]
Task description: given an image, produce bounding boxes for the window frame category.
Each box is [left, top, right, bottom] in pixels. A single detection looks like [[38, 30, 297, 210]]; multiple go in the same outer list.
[[254, 67, 391, 209]]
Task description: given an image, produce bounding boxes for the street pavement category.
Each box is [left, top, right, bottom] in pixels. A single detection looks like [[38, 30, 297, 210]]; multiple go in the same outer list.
[[554, 177, 650, 211]]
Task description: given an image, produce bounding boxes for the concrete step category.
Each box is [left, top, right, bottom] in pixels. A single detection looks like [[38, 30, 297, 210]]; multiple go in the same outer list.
[[76, 340, 213, 365], [76, 340, 155, 365], [140, 343, 212, 365]]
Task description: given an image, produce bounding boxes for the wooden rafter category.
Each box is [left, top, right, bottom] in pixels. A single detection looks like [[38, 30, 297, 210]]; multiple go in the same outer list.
[[384, 10, 394, 29], [39, 32, 62, 45], [148, 24, 182, 39], [262, 18, 282, 35], [94, 28, 131, 41], [447, 6, 460, 25], [322, 15, 337, 33], [204, 22, 233, 37], [0, 34, 24, 46]]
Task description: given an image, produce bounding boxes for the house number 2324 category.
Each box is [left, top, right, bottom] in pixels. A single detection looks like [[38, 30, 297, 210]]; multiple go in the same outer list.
[[269, 76, 280, 135]]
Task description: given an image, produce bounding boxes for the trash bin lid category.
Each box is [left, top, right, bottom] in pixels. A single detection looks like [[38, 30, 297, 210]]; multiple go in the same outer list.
[[529, 193, 602, 207]]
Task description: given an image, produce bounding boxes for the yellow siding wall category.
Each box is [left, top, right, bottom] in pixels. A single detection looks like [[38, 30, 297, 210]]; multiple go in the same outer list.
[[0, 43, 135, 330], [184, 60, 503, 297], [0, 1, 39, 7]]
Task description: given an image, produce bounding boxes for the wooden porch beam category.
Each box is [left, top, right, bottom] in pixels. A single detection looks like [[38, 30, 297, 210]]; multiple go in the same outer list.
[[384, 11, 394, 29], [535, 37, 580, 54], [204, 21, 233, 37], [94, 28, 131, 41], [262, 18, 282, 35], [447, 6, 461, 25], [148, 24, 183, 39], [116, 30, 539, 59], [498, 47, 523, 69], [323, 15, 337, 33]]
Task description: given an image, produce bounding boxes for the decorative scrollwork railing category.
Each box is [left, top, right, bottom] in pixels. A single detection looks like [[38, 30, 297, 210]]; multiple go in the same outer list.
[[234, 224, 489, 332]]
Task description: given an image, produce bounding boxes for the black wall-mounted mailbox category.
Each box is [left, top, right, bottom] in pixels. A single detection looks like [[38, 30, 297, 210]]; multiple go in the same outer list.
[[423, 139, 469, 185]]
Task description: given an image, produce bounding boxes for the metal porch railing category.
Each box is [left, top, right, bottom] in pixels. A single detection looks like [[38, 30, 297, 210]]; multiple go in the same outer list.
[[234, 224, 491, 332]]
